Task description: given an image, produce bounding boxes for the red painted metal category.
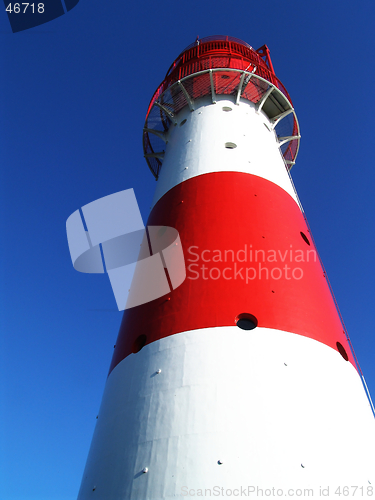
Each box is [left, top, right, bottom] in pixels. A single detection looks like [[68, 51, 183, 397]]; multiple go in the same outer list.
[[165, 37, 275, 84], [109, 172, 354, 374], [256, 44, 276, 75], [146, 36, 291, 120]]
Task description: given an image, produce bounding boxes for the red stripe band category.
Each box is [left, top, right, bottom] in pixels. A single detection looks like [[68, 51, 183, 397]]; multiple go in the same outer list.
[[109, 172, 353, 374]]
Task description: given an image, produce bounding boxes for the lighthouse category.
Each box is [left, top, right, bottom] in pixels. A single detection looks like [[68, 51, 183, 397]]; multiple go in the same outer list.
[[77, 36, 375, 499]]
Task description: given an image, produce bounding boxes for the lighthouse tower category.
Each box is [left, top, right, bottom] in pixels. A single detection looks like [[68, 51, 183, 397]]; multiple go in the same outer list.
[[77, 36, 375, 499]]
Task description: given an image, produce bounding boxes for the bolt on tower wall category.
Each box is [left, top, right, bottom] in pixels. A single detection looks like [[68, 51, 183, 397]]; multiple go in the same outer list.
[[77, 36, 375, 499]]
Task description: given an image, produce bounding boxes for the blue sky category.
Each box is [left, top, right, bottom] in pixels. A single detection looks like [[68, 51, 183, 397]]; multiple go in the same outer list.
[[1, 1, 375, 499]]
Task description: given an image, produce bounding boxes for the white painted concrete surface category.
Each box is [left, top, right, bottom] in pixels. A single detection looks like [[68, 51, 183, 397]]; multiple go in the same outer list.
[[78, 327, 375, 499]]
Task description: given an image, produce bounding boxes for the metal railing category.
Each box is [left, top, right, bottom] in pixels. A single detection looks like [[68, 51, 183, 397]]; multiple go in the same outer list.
[[143, 68, 300, 179]]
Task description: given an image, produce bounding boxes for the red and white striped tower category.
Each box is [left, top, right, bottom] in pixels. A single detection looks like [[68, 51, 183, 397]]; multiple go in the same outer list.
[[78, 36, 375, 499]]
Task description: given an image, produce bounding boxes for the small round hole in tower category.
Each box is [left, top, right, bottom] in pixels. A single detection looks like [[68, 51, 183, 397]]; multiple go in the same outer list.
[[300, 231, 310, 246], [336, 342, 349, 361], [133, 335, 147, 354], [235, 313, 258, 330]]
